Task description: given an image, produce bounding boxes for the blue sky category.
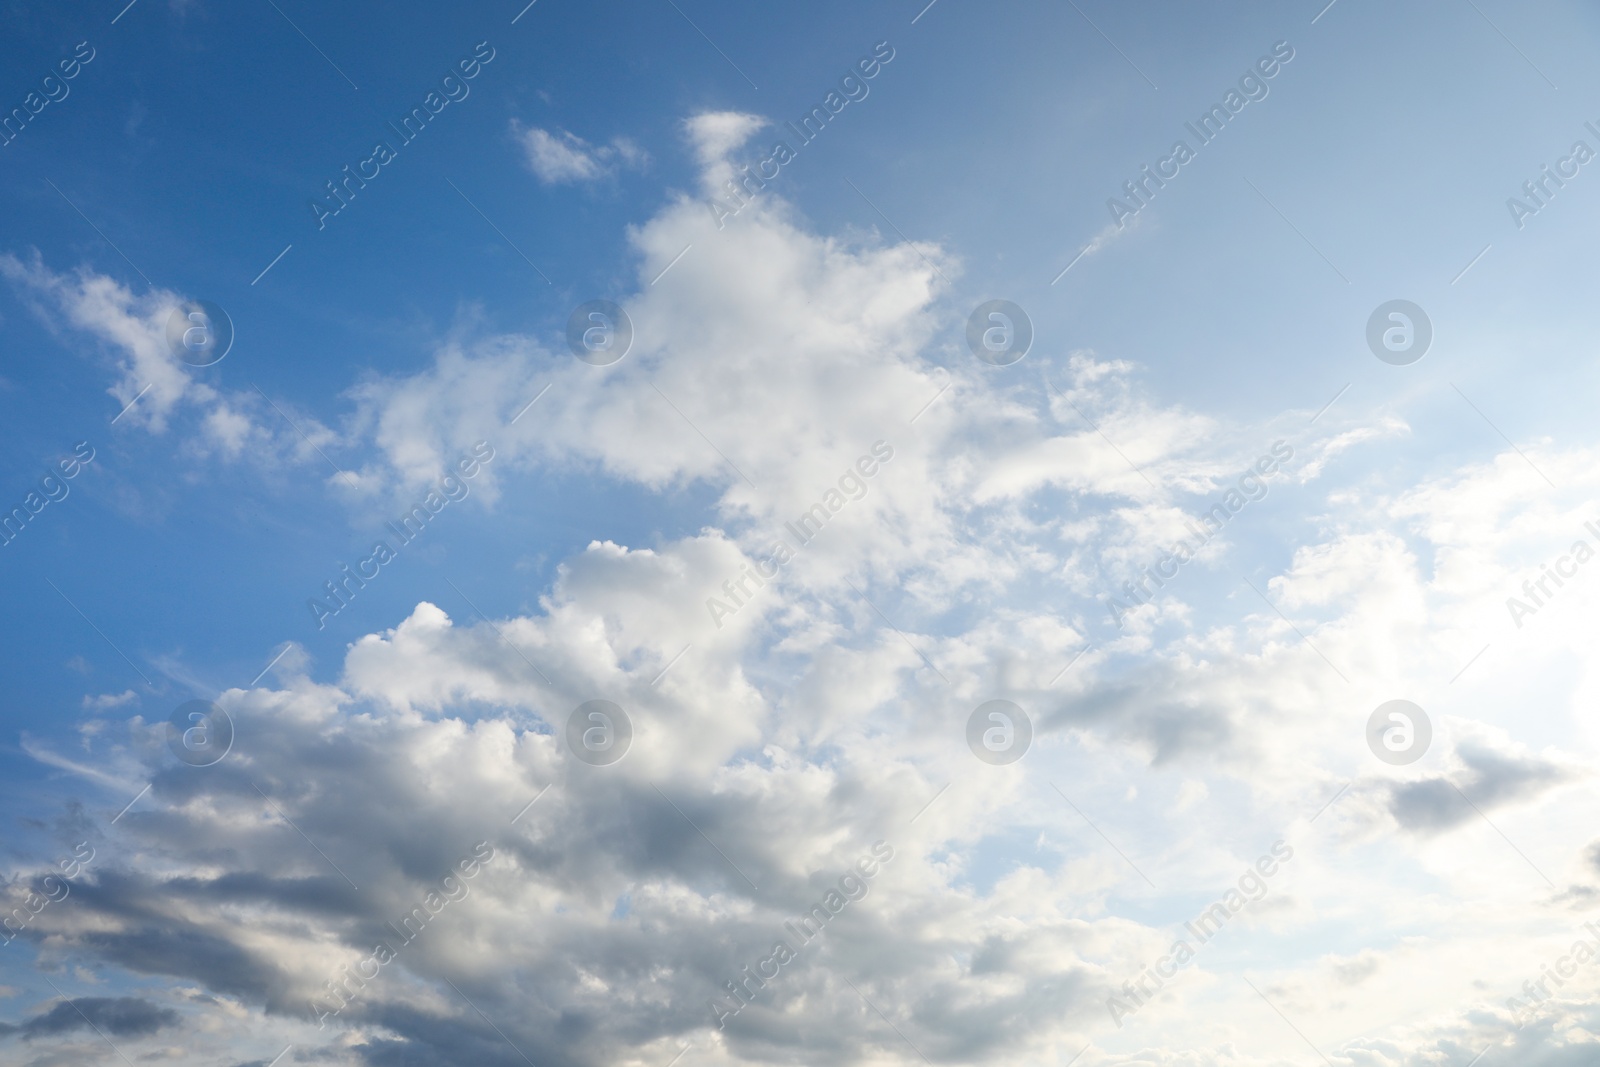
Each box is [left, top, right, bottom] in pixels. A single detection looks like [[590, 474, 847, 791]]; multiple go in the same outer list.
[[5, 1, 1600, 1065]]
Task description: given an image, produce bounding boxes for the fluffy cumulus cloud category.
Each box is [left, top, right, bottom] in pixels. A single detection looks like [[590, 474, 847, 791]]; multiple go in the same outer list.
[[11, 110, 1600, 1067]]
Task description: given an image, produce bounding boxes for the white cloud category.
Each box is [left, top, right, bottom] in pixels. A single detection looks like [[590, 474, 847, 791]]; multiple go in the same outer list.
[[14, 107, 1600, 1067], [511, 121, 650, 184], [0, 250, 202, 433], [82, 689, 138, 711], [0, 251, 357, 497], [684, 111, 767, 191]]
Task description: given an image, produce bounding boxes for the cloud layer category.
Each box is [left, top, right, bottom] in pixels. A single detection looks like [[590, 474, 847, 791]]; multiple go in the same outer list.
[[7, 111, 1600, 1067]]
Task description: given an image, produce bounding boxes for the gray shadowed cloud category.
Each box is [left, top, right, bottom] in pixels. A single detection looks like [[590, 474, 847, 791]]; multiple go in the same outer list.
[[1387, 739, 1577, 835], [0, 996, 178, 1040], [24, 679, 1121, 1067], [1037, 677, 1234, 766], [1552, 838, 1600, 908]]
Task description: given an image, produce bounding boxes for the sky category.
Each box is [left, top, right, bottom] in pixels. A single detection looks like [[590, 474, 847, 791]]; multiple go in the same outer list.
[[3, 0, 1600, 1065]]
